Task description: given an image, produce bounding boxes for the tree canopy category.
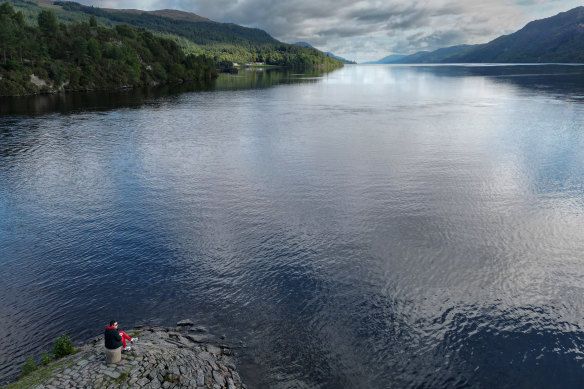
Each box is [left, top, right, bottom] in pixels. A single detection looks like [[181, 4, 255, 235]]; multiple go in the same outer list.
[[0, 3, 217, 96]]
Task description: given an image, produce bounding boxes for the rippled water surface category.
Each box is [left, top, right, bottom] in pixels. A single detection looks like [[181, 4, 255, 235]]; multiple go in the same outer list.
[[2, 65, 584, 387]]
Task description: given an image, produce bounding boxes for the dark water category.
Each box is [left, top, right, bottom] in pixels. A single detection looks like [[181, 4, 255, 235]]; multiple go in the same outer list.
[[2, 65, 584, 388]]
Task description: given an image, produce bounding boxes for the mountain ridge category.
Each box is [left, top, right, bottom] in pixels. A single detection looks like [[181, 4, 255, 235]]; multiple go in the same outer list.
[[371, 6, 584, 64], [104, 8, 214, 24], [293, 42, 356, 64], [363, 54, 406, 64]]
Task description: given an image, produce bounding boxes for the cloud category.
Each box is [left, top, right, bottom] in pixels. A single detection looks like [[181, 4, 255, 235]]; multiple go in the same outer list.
[[75, 0, 584, 62]]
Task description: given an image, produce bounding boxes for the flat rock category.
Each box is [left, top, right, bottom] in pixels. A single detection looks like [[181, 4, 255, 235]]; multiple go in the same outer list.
[[8, 326, 244, 389], [177, 319, 195, 327]]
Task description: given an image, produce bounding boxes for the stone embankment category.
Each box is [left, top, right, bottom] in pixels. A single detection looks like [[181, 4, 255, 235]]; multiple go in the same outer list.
[[23, 322, 245, 389]]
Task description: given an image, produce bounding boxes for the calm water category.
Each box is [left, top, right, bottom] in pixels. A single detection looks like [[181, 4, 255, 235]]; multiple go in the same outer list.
[[2, 65, 584, 388]]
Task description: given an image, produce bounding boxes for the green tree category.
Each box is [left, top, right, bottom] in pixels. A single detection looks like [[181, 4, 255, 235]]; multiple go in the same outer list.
[[0, 14, 14, 64], [89, 15, 97, 28], [38, 10, 58, 36], [0, 1, 15, 17], [86, 38, 101, 60], [71, 36, 86, 65]]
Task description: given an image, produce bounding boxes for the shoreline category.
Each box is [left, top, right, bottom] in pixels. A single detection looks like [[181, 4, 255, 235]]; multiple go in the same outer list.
[[0, 78, 215, 98], [4, 323, 245, 389]]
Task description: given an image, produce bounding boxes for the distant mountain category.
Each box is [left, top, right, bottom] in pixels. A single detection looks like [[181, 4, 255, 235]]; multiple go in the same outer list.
[[293, 42, 356, 64], [373, 6, 584, 64], [454, 6, 584, 63], [54, 1, 278, 46], [396, 45, 479, 63], [363, 54, 407, 64], [323, 52, 356, 64]]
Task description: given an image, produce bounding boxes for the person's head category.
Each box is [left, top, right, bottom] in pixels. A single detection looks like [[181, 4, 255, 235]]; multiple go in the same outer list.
[[110, 320, 118, 327]]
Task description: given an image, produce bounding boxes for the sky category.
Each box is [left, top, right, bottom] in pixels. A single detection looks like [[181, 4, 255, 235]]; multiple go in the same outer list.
[[78, 0, 583, 62]]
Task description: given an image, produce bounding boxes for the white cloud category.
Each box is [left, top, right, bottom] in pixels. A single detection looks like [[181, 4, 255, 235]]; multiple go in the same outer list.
[[76, 0, 584, 62]]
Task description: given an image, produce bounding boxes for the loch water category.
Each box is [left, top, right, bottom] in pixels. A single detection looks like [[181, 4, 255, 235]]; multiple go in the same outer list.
[[2, 65, 584, 388]]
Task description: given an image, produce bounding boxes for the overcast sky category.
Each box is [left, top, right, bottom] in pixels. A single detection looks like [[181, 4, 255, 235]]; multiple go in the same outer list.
[[79, 0, 582, 62]]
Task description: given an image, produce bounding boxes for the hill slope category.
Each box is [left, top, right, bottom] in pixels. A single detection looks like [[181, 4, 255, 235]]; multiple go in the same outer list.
[[375, 6, 584, 64], [0, 2, 217, 96], [108, 8, 214, 23], [7, 0, 343, 69], [396, 45, 480, 63], [54, 1, 278, 46], [293, 42, 356, 64], [455, 6, 584, 63], [363, 54, 406, 64]]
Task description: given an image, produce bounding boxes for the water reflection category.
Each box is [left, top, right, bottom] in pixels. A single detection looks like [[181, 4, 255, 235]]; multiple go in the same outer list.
[[2, 65, 584, 387], [394, 64, 584, 102], [0, 68, 332, 116], [3, 65, 584, 116]]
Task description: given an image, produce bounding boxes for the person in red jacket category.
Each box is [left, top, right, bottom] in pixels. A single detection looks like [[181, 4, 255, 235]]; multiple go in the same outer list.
[[104, 320, 137, 351]]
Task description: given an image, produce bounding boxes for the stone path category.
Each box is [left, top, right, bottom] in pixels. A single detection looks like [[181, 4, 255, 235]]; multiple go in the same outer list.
[[31, 325, 245, 389]]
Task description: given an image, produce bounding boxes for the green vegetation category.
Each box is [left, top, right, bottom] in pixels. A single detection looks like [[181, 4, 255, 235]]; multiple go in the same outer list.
[[19, 357, 37, 378], [52, 334, 76, 359], [16, 333, 78, 381], [53, 1, 342, 67], [7, 0, 343, 70], [1, 0, 342, 96], [0, 2, 217, 96], [55, 1, 277, 46], [40, 351, 53, 366], [127, 329, 142, 338], [114, 371, 130, 384], [6, 355, 78, 389]]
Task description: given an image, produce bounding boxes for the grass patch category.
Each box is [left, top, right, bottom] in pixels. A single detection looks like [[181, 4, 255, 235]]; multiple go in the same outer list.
[[128, 329, 142, 338], [4, 357, 78, 389], [163, 373, 180, 383], [19, 357, 37, 378], [98, 369, 130, 388], [7, 333, 81, 387], [114, 371, 130, 383]]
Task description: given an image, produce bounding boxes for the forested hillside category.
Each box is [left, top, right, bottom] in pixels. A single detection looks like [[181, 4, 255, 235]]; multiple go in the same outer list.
[[0, 2, 217, 96], [55, 1, 278, 46], [7, 0, 344, 69]]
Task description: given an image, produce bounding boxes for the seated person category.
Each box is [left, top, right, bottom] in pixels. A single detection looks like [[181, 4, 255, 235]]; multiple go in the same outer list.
[[104, 320, 137, 351]]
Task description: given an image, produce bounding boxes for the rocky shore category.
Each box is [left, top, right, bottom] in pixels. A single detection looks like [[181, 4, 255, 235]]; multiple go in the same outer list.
[[7, 322, 245, 389]]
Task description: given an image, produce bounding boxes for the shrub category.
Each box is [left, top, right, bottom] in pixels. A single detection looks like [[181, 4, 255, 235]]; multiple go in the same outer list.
[[52, 334, 75, 358], [20, 357, 37, 377], [41, 350, 53, 366]]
